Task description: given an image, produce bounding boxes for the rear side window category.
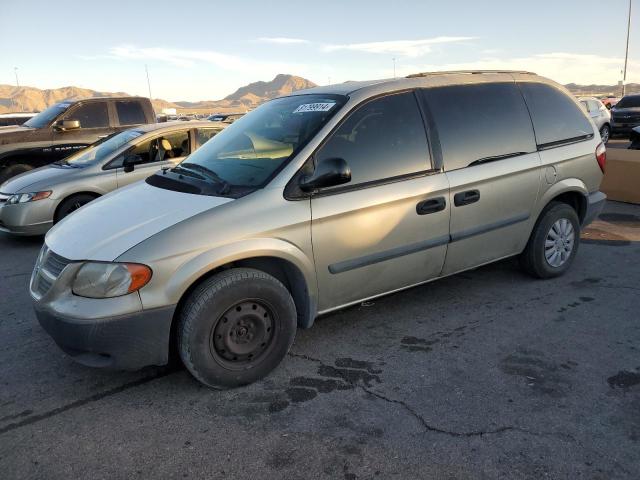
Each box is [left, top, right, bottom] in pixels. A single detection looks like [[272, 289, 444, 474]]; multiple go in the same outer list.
[[62, 102, 109, 128], [421, 83, 536, 171], [115, 100, 147, 126], [196, 128, 220, 147], [316, 91, 431, 186], [519, 83, 593, 148]]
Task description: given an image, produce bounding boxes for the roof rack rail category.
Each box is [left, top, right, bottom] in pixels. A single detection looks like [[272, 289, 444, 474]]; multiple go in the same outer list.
[[406, 70, 536, 78]]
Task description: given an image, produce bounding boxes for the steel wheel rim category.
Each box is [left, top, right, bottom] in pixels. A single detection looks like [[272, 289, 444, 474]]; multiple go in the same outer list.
[[544, 218, 575, 268], [210, 300, 275, 369]]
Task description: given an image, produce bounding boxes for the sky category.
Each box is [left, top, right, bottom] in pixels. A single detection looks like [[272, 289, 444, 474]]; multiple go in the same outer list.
[[0, 0, 638, 102]]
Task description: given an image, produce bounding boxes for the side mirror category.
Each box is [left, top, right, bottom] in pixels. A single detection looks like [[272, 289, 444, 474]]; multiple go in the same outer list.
[[123, 154, 142, 173], [299, 158, 351, 192], [54, 119, 80, 131]]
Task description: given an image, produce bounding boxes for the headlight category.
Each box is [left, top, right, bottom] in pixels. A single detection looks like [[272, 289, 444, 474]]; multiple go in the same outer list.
[[72, 262, 152, 298], [7, 191, 52, 204]]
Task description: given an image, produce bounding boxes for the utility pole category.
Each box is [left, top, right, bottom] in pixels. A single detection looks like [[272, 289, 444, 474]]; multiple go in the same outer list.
[[393, 57, 396, 79], [14, 67, 21, 112], [622, 0, 632, 97], [145, 64, 152, 100]]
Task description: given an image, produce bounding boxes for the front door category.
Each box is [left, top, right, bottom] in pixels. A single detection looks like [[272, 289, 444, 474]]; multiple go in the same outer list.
[[52, 101, 112, 160], [116, 130, 191, 187], [310, 91, 450, 311]]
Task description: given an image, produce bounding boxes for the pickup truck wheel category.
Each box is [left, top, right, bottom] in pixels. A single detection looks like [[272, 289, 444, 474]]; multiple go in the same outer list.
[[0, 164, 32, 184], [520, 202, 580, 279], [178, 268, 297, 388], [55, 194, 98, 223]]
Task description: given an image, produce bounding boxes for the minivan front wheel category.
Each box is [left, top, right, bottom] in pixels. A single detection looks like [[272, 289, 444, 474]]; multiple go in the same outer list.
[[520, 202, 580, 279], [178, 268, 297, 388]]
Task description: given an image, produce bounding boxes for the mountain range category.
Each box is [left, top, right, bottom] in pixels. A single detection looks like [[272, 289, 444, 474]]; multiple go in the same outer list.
[[1, 74, 638, 115], [0, 74, 317, 115]]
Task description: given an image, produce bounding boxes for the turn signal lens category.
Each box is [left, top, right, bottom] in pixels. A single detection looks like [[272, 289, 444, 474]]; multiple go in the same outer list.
[[126, 264, 153, 293], [595, 142, 606, 173]]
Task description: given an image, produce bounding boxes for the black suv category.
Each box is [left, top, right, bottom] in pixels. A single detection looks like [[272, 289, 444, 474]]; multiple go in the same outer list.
[[0, 97, 155, 183], [610, 94, 640, 136]]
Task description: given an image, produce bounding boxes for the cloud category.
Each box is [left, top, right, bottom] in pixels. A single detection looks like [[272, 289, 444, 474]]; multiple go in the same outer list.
[[322, 36, 476, 57], [103, 45, 307, 74], [387, 52, 639, 85], [257, 37, 309, 44]]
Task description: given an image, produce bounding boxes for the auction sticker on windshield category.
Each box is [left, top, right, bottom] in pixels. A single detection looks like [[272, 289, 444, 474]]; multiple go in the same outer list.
[[293, 102, 336, 113]]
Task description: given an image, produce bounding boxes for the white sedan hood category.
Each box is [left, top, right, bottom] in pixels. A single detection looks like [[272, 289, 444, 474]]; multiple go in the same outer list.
[[45, 181, 233, 261]]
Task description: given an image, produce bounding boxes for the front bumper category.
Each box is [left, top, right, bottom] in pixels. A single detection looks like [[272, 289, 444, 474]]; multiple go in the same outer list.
[[35, 303, 176, 370], [0, 199, 55, 236], [582, 191, 606, 227]]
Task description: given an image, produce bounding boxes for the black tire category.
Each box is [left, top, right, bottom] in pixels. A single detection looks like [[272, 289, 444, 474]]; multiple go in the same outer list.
[[54, 194, 98, 223], [519, 202, 580, 279], [178, 268, 297, 388], [599, 124, 610, 144], [0, 164, 33, 184]]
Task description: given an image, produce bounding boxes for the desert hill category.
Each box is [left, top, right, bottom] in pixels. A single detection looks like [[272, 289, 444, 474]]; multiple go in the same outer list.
[[0, 74, 317, 115]]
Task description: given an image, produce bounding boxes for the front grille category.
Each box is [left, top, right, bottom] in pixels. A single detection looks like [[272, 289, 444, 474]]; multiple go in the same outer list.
[[30, 245, 71, 299]]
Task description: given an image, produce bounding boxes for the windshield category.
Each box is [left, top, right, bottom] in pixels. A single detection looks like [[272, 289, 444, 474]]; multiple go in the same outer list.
[[615, 96, 640, 109], [65, 130, 144, 166], [23, 102, 72, 128], [180, 94, 346, 188]]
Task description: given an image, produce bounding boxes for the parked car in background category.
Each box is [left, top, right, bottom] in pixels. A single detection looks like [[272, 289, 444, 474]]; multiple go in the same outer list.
[[0, 97, 155, 184], [579, 97, 611, 143], [600, 96, 620, 110], [0, 121, 224, 235], [630, 126, 640, 149], [0, 112, 37, 127], [30, 71, 606, 388], [610, 94, 640, 136], [207, 113, 245, 123]]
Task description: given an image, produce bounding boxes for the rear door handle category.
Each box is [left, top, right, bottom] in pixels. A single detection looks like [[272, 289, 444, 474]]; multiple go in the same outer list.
[[454, 189, 480, 207], [416, 196, 446, 215]]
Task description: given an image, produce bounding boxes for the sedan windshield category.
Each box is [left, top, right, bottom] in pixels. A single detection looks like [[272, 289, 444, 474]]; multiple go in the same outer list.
[[65, 130, 144, 166], [23, 102, 72, 128], [179, 94, 346, 188]]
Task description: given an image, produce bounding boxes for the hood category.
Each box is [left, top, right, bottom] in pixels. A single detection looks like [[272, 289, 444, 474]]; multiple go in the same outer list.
[[45, 181, 233, 261], [0, 165, 75, 193]]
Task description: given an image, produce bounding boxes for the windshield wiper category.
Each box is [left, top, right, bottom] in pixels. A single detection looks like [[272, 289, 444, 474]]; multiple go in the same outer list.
[[180, 163, 230, 194], [468, 152, 528, 167]]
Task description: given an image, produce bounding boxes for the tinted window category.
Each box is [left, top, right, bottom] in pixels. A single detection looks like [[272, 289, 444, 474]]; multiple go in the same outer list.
[[62, 102, 109, 128], [588, 100, 601, 112], [422, 83, 536, 171], [519, 83, 593, 147], [116, 100, 147, 125], [316, 91, 430, 186], [196, 128, 220, 146], [616, 95, 640, 108]]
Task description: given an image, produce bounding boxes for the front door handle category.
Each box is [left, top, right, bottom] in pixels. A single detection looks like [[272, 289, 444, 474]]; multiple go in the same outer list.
[[416, 197, 446, 215], [454, 189, 480, 207]]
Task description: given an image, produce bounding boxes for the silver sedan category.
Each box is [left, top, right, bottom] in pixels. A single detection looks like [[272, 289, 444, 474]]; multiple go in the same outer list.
[[0, 121, 224, 235]]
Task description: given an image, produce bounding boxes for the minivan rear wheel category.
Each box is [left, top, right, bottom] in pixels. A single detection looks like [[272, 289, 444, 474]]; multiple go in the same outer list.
[[177, 268, 297, 388], [519, 202, 580, 279]]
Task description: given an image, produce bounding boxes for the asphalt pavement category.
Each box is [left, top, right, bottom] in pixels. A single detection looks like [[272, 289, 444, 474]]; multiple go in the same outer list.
[[0, 201, 639, 479]]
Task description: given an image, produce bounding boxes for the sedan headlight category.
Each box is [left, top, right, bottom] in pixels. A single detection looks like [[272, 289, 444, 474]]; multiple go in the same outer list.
[[7, 191, 52, 204], [72, 262, 152, 298]]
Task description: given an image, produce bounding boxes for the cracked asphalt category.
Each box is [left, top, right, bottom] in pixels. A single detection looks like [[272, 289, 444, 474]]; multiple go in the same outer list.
[[1, 200, 639, 479]]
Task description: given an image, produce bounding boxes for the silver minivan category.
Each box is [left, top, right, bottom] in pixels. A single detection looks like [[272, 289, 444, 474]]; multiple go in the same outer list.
[[31, 71, 606, 388]]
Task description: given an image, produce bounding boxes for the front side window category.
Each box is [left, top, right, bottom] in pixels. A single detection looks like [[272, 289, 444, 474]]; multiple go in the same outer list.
[[422, 83, 536, 171], [128, 130, 190, 165], [519, 82, 593, 147], [115, 101, 147, 126], [62, 102, 110, 129], [179, 94, 346, 187], [316, 91, 431, 186]]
